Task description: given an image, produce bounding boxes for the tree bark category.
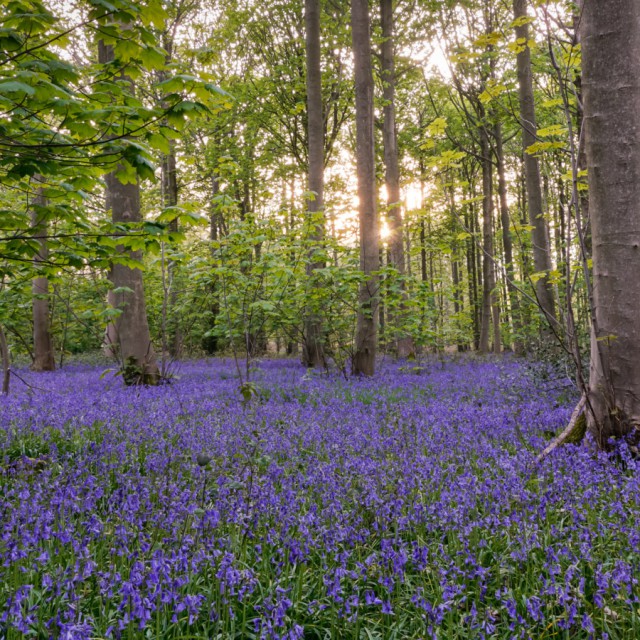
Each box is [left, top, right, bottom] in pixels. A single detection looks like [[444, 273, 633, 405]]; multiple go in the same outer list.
[[582, 0, 640, 446], [351, 0, 379, 375], [380, 0, 413, 357], [513, 0, 557, 328], [302, 0, 326, 368], [99, 40, 159, 384], [31, 185, 56, 371]]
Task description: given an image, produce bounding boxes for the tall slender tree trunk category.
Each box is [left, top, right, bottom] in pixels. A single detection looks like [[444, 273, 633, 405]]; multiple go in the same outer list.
[[479, 127, 500, 353], [572, 1, 591, 257], [202, 175, 221, 355], [451, 251, 466, 351], [446, 183, 465, 351], [380, 0, 413, 357], [420, 218, 428, 283], [31, 185, 55, 371], [99, 40, 159, 384], [466, 205, 480, 351], [0, 324, 9, 393], [161, 139, 182, 359], [419, 162, 428, 285], [302, 0, 326, 368], [288, 178, 301, 355], [513, 0, 556, 329], [494, 124, 522, 353], [159, 34, 181, 359], [351, 0, 379, 375], [582, 0, 640, 446], [378, 247, 386, 347]]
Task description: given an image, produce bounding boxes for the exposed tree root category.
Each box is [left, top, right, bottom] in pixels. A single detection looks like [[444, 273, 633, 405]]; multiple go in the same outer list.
[[535, 394, 587, 465]]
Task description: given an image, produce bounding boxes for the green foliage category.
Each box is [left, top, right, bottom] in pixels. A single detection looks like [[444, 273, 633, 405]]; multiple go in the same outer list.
[[0, 0, 224, 281]]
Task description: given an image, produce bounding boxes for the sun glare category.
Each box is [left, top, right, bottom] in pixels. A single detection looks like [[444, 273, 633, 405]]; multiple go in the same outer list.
[[404, 184, 423, 211]]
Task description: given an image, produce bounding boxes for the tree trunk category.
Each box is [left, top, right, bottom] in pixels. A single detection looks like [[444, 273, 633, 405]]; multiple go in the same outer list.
[[466, 205, 480, 351], [572, 1, 591, 257], [494, 124, 522, 353], [380, 0, 413, 358], [420, 218, 428, 283], [479, 127, 500, 353], [582, 0, 640, 446], [31, 185, 56, 371], [202, 174, 221, 355], [99, 40, 159, 384], [513, 0, 557, 329], [451, 252, 466, 352], [351, 0, 379, 375], [302, 0, 326, 368], [419, 165, 428, 285], [161, 139, 183, 359], [378, 247, 386, 348], [0, 324, 9, 394]]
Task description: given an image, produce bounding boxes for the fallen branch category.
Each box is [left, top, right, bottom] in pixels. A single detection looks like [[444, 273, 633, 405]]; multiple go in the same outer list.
[[535, 394, 587, 465]]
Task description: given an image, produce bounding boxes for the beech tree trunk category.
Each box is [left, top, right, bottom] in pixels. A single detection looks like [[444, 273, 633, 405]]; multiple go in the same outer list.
[[513, 0, 556, 329], [380, 0, 413, 358], [99, 40, 159, 384], [302, 0, 326, 368], [351, 0, 379, 375], [582, 0, 640, 446], [31, 186, 55, 371]]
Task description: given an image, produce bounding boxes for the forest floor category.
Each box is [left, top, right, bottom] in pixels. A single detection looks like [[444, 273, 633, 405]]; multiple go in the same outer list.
[[1, 357, 639, 639]]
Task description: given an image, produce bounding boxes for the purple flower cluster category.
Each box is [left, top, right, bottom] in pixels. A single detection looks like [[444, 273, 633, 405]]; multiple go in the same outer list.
[[1, 357, 638, 638]]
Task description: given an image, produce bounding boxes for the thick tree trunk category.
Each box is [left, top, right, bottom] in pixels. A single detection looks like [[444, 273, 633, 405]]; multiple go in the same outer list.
[[351, 0, 379, 375], [513, 0, 556, 329], [582, 0, 640, 446], [380, 0, 413, 358], [302, 0, 326, 368], [31, 186, 55, 371], [479, 128, 500, 353], [99, 40, 159, 384]]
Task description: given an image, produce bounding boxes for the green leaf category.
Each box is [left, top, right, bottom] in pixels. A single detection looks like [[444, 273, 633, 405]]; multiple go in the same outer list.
[[140, 46, 166, 70], [147, 132, 170, 155], [0, 80, 35, 95], [537, 124, 567, 137]]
